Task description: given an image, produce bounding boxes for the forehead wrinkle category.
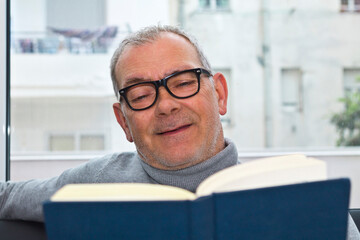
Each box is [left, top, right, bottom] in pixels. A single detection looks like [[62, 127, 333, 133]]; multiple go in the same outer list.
[[123, 77, 150, 88]]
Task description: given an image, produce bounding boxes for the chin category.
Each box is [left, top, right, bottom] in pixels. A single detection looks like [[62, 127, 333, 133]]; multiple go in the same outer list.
[[139, 145, 205, 170]]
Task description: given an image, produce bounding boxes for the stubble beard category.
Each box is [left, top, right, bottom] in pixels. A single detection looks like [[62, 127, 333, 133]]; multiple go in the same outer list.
[[136, 114, 224, 170]]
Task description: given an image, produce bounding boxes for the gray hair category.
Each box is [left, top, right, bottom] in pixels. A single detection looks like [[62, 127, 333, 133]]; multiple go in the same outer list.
[[110, 25, 212, 99]]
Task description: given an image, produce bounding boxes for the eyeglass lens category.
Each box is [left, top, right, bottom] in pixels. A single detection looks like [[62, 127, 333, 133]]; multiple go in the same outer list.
[[126, 70, 200, 110]]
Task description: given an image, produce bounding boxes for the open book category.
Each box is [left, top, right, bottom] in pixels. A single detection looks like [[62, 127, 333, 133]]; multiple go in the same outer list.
[[44, 154, 350, 240], [50, 154, 327, 201]]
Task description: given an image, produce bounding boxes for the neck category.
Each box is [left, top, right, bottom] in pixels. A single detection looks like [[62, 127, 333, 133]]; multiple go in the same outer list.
[[139, 138, 238, 192]]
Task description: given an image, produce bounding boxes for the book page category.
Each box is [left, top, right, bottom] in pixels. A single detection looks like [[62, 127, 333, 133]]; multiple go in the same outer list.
[[196, 154, 327, 197], [51, 183, 197, 201]]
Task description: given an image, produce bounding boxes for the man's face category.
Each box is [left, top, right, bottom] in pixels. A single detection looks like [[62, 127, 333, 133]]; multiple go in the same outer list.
[[113, 32, 228, 170]]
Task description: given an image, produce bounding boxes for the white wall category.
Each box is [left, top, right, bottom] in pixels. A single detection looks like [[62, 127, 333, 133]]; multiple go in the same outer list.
[[106, 0, 171, 31], [270, 1, 360, 147], [14, 0, 360, 151], [11, 54, 113, 95], [10, 54, 135, 154], [11, 0, 46, 33], [46, 0, 105, 29], [183, 0, 360, 149], [185, 1, 266, 148]]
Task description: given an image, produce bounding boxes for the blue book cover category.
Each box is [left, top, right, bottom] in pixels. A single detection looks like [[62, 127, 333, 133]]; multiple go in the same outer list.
[[43, 178, 350, 240]]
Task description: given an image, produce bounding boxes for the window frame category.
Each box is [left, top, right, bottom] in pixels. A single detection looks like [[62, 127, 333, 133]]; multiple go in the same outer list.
[[48, 132, 107, 152], [0, 0, 10, 181], [341, 0, 360, 12], [198, 0, 230, 11], [343, 68, 360, 93], [281, 68, 303, 113], [3, 0, 360, 209]]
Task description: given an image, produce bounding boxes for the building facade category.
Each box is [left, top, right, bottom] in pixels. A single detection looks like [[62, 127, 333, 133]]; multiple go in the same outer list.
[[10, 0, 360, 155]]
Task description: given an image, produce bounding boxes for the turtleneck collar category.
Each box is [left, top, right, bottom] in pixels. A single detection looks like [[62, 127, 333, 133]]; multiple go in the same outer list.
[[138, 138, 238, 192]]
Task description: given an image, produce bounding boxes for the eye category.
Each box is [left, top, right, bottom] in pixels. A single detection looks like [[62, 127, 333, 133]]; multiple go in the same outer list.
[[127, 85, 155, 104], [175, 80, 197, 88], [170, 79, 197, 90], [130, 93, 152, 103]]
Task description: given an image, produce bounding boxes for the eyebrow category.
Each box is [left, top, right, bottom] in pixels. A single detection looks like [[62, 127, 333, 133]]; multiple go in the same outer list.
[[163, 66, 194, 77]]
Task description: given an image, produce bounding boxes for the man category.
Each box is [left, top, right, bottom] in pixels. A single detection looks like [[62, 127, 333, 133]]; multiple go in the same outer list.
[[0, 25, 235, 220], [111, 25, 228, 171], [0, 25, 359, 239]]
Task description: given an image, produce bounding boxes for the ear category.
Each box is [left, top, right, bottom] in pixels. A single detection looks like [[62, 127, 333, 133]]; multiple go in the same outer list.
[[113, 103, 134, 142], [212, 73, 228, 115]]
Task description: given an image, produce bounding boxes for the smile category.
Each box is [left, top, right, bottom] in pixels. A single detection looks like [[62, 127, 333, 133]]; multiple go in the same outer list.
[[158, 124, 192, 135]]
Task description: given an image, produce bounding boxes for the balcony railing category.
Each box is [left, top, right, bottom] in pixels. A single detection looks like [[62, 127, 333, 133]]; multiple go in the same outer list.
[[11, 26, 125, 54]]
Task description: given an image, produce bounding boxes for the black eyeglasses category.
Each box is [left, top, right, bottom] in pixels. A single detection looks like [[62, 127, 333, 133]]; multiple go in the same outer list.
[[119, 68, 212, 111]]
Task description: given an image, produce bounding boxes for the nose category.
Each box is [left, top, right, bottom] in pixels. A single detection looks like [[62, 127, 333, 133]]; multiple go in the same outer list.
[[154, 87, 181, 117]]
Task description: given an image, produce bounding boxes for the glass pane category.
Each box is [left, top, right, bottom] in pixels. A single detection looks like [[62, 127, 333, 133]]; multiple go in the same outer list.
[[10, 0, 172, 180], [9, 0, 360, 182], [344, 68, 360, 92], [216, 0, 229, 8], [199, 0, 211, 8], [49, 135, 75, 151], [281, 68, 301, 109], [80, 135, 105, 151], [10, 0, 360, 152]]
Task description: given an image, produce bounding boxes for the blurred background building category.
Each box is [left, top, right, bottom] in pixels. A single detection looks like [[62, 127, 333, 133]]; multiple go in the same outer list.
[[8, 0, 360, 206]]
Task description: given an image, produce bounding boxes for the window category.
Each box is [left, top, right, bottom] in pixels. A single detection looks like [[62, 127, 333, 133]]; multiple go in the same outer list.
[[281, 68, 303, 112], [4, 0, 360, 207], [10, 97, 112, 152], [49, 133, 105, 152], [199, 0, 230, 11], [341, 0, 360, 12], [344, 68, 360, 93], [8, 1, 360, 151], [80, 135, 105, 151], [49, 135, 75, 151]]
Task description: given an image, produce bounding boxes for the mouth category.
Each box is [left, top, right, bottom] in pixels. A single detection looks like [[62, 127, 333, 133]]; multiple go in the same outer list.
[[157, 124, 192, 136]]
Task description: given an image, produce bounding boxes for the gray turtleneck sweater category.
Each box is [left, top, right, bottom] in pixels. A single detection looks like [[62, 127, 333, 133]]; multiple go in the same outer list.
[[0, 139, 238, 221], [0, 139, 359, 239]]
